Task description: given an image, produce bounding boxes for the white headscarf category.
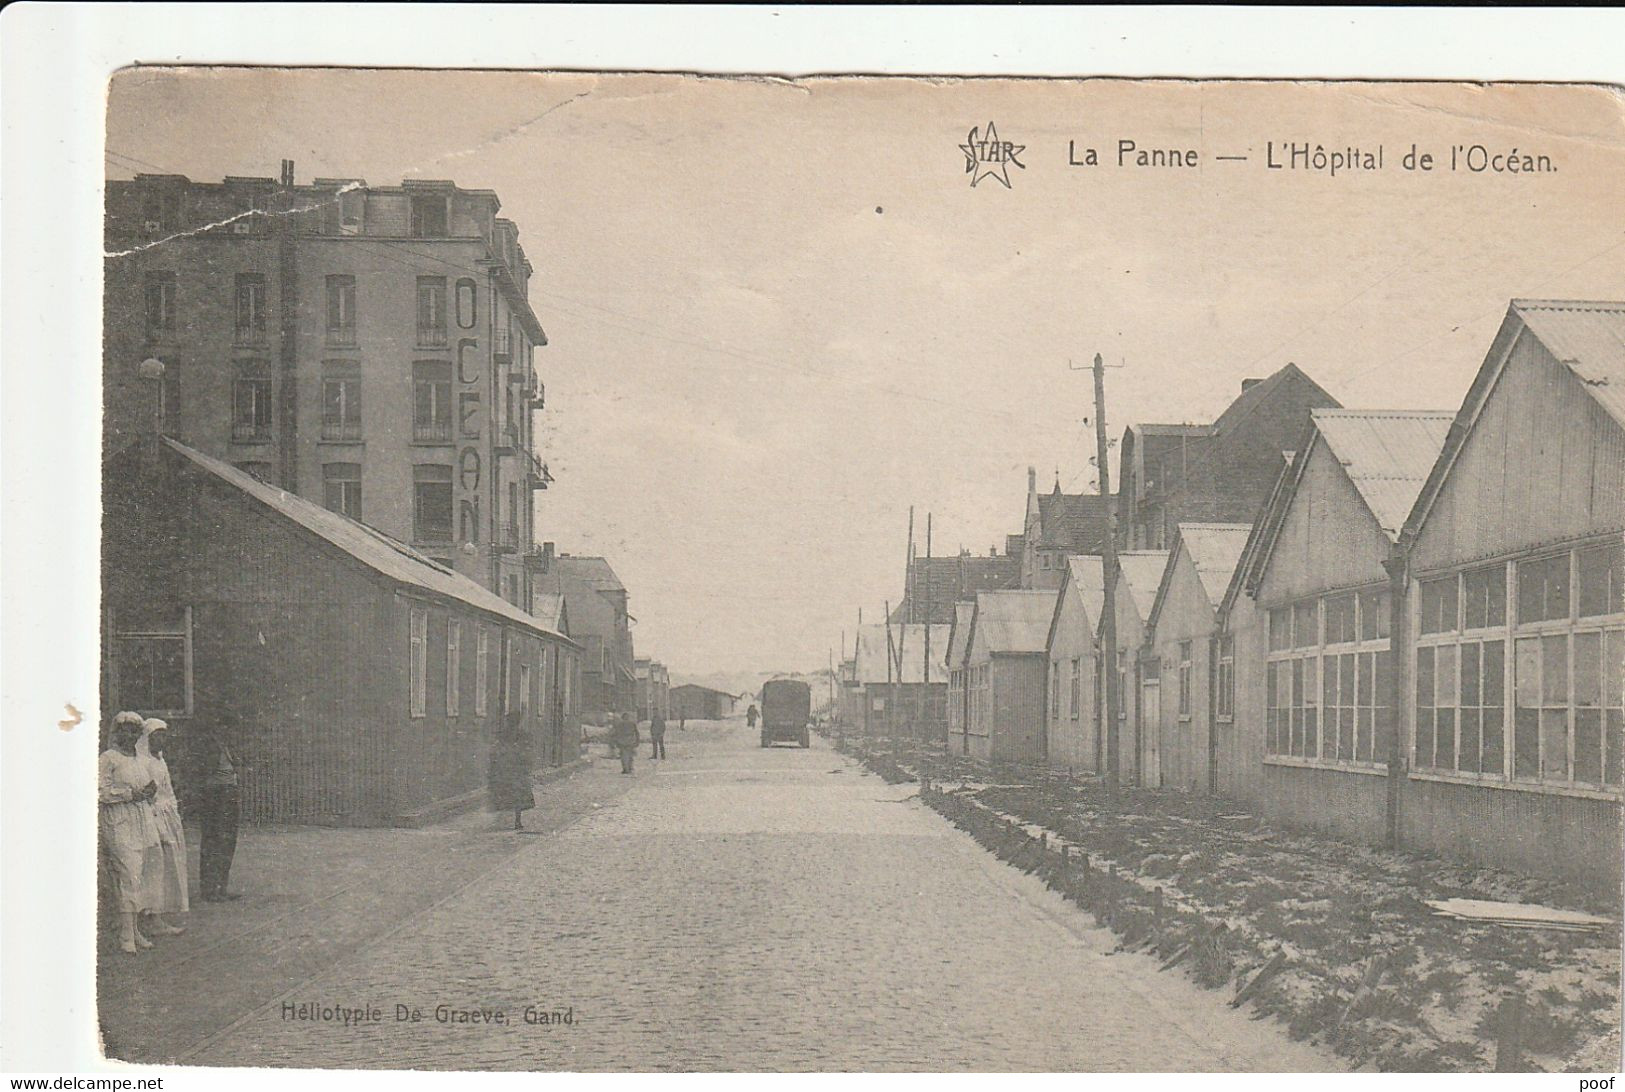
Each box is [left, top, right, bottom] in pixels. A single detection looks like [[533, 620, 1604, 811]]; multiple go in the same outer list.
[[136, 717, 168, 765]]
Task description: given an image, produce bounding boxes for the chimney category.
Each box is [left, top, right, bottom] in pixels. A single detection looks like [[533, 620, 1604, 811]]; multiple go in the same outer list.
[[541, 541, 555, 571], [1027, 465, 1037, 497], [1242, 378, 1263, 392], [280, 159, 295, 186]]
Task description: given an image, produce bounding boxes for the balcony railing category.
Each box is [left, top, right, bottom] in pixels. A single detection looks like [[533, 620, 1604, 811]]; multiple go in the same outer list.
[[412, 419, 452, 444], [321, 420, 363, 442], [495, 521, 521, 553], [326, 326, 357, 348], [494, 328, 512, 357], [494, 421, 519, 453], [528, 452, 553, 490], [232, 422, 272, 444], [416, 326, 448, 349]]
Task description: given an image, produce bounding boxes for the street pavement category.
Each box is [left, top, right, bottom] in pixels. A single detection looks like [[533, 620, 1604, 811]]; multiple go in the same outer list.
[[179, 718, 1337, 1071]]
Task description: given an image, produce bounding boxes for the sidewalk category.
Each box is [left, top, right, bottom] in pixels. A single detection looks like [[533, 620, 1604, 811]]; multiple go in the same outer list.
[[98, 755, 632, 1064], [835, 733, 1622, 1074]]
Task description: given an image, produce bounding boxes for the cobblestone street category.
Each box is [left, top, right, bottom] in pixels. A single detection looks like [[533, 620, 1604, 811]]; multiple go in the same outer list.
[[168, 718, 1337, 1071]]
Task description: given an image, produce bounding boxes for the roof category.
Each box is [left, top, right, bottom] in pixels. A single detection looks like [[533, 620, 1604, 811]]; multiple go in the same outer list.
[[1312, 409, 1455, 539], [1115, 551, 1172, 621], [1036, 488, 1111, 553], [1510, 299, 1625, 429], [162, 439, 570, 642], [670, 683, 734, 698], [1221, 454, 1300, 620], [946, 601, 976, 670], [1178, 524, 1253, 606], [552, 555, 626, 593], [854, 623, 953, 684], [1047, 554, 1106, 654], [1212, 363, 1339, 438], [970, 590, 1056, 655]]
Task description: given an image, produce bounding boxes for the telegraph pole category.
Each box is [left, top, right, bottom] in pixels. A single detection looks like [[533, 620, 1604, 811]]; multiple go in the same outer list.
[[923, 512, 933, 745], [1093, 352, 1123, 797]]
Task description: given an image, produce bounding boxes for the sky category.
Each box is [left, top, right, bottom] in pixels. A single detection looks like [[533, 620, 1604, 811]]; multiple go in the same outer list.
[[105, 72, 1625, 677]]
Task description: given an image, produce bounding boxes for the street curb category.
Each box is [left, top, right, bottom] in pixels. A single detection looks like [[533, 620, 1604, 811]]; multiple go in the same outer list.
[[393, 754, 592, 828]]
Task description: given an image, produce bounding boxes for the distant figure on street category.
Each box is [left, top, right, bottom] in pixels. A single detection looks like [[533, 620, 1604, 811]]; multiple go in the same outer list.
[[136, 718, 188, 935], [649, 709, 667, 760], [611, 713, 640, 774], [679, 713, 686, 731], [746, 704, 759, 730], [488, 711, 537, 831], [195, 720, 244, 902], [100, 712, 160, 954]]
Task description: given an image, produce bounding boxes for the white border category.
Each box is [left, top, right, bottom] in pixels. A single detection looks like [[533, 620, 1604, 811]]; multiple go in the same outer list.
[[4, 2, 1624, 1083]]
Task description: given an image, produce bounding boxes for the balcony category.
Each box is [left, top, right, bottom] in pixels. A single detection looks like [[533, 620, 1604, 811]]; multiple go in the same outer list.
[[494, 421, 519, 454], [495, 521, 521, 554], [416, 325, 449, 349], [528, 452, 553, 491], [320, 420, 363, 443], [325, 325, 357, 349], [493, 328, 512, 360], [412, 419, 452, 444]]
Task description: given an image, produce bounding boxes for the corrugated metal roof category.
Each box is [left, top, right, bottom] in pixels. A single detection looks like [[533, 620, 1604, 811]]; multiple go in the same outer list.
[[165, 439, 570, 641], [972, 590, 1057, 655], [1513, 299, 1625, 429], [1312, 408, 1454, 539], [1065, 555, 1106, 628], [1116, 551, 1171, 619], [853, 623, 952, 684], [1177, 524, 1252, 606]]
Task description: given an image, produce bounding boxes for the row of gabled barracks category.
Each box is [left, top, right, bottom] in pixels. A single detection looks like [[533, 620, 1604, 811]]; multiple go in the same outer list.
[[934, 299, 1622, 892]]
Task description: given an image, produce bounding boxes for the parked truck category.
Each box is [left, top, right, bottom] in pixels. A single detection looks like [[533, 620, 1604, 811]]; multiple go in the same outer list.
[[760, 679, 811, 748]]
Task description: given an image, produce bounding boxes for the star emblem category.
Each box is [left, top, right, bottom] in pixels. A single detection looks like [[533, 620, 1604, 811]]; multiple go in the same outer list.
[[960, 122, 1025, 189]]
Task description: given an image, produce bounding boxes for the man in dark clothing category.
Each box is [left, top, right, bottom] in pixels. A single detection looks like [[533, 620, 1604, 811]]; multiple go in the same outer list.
[[746, 704, 759, 730], [610, 714, 639, 774], [649, 709, 667, 760], [196, 724, 244, 901]]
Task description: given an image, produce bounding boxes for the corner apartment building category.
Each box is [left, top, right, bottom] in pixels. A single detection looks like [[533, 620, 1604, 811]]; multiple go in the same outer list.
[[104, 163, 553, 607]]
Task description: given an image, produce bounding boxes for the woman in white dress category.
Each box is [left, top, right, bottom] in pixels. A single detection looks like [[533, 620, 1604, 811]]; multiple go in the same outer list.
[[137, 718, 188, 935], [100, 712, 161, 954]]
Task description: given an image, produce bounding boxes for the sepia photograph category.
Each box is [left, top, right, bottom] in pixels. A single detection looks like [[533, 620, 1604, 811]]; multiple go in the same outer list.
[[4, 5, 1625, 1082]]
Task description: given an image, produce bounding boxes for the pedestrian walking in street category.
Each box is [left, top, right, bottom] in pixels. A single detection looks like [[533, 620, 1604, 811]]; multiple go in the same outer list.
[[100, 712, 160, 954], [746, 704, 759, 730], [135, 718, 188, 935], [195, 720, 244, 902], [649, 708, 667, 760], [611, 713, 640, 774], [488, 711, 537, 831]]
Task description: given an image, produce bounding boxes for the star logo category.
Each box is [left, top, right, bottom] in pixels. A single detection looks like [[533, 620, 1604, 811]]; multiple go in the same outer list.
[[960, 122, 1026, 188]]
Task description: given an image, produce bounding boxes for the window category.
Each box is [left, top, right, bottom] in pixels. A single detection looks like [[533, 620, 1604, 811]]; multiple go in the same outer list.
[[1421, 547, 1623, 792], [409, 607, 428, 717], [144, 273, 176, 331], [1070, 657, 1082, 720], [1578, 542, 1624, 619], [413, 465, 453, 542], [455, 278, 477, 328], [412, 361, 452, 442], [1463, 564, 1507, 630], [1268, 608, 1291, 652], [474, 628, 489, 716], [321, 365, 362, 441], [1420, 575, 1459, 634], [322, 462, 362, 521], [1177, 640, 1192, 716], [1324, 594, 1357, 645], [111, 607, 192, 716], [416, 277, 448, 346], [1268, 591, 1388, 765], [1517, 554, 1570, 625], [234, 274, 266, 340], [1050, 665, 1060, 719], [410, 195, 448, 237], [446, 620, 461, 717], [1217, 634, 1235, 719], [231, 362, 272, 442], [326, 275, 357, 344]]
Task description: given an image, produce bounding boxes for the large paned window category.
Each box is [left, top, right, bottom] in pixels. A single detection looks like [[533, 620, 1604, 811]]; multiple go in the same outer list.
[[1267, 588, 1391, 766], [1414, 542, 1623, 792]]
